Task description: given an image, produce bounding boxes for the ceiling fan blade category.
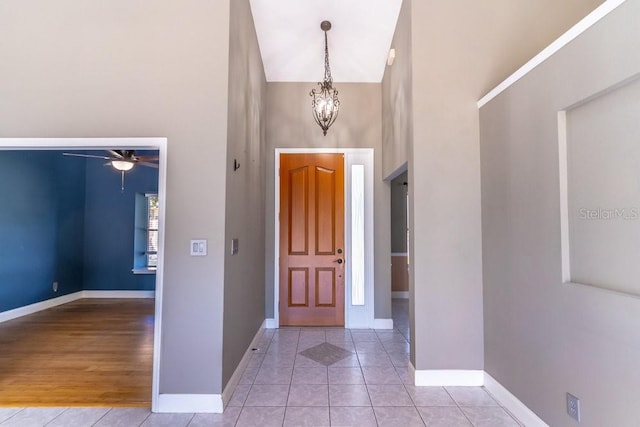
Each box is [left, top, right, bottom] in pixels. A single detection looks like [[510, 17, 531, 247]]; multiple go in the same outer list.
[[138, 161, 159, 169], [107, 150, 125, 159], [63, 152, 113, 160], [135, 155, 159, 162]]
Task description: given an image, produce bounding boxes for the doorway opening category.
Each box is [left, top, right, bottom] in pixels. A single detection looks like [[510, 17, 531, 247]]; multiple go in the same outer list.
[[0, 138, 167, 409], [389, 167, 409, 341]]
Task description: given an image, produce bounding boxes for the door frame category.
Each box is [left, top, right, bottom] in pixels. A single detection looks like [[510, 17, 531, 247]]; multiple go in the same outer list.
[[0, 137, 167, 411], [274, 148, 374, 329]]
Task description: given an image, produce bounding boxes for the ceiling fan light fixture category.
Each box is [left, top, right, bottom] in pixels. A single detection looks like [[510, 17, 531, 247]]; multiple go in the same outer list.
[[310, 20, 340, 136], [111, 160, 135, 171]]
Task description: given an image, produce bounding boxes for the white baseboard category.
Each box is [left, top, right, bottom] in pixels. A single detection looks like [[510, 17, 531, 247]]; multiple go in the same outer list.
[[414, 369, 484, 386], [222, 320, 267, 407], [484, 373, 549, 427], [156, 394, 223, 413], [0, 291, 83, 323], [265, 318, 278, 329], [0, 289, 156, 323], [410, 368, 546, 425], [83, 290, 155, 299], [373, 318, 394, 329], [392, 291, 409, 299]]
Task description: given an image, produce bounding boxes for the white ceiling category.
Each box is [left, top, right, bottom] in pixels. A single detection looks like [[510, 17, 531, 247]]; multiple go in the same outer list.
[[249, 0, 403, 83]]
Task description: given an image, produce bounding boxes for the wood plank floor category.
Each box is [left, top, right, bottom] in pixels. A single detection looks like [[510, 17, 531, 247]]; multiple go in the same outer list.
[[0, 298, 154, 407]]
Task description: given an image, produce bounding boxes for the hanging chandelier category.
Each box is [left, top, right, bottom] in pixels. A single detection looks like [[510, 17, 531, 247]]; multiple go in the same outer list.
[[310, 20, 340, 136]]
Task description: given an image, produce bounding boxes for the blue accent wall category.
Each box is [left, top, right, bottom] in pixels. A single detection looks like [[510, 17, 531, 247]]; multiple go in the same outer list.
[[0, 150, 159, 313], [0, 151, 86, 312], [82, 155, 158, 291]]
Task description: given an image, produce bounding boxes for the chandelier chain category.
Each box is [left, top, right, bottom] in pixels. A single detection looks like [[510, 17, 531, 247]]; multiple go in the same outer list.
[[324, 30, 332, 83]]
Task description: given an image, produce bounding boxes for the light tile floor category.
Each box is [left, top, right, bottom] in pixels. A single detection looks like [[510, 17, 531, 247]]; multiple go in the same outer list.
[[0, 299, 522, 426]]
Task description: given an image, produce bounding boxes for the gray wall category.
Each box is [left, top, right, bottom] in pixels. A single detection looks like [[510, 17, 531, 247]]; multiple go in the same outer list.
[[403, 0, 603, 371], [222, 0, 266, 388], [0, 0, 231, 395], [381, 0, 413, 180], [265, 82, 391, 320], [480, 1, 640, 425]]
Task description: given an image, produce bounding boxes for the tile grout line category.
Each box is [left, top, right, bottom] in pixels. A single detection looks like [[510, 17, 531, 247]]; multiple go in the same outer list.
[[91, 407, 113, 426], [42, 407, 68, 426], [137, 410, 152, 426], [444, 386, 478, 426], [0, 408, 25, 425], [281, 328, 300, 426]]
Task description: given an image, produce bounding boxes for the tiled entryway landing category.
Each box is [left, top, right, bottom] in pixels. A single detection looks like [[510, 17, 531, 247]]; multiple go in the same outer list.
[[224, 327, 522, 427], [0, 327, 523, 426]]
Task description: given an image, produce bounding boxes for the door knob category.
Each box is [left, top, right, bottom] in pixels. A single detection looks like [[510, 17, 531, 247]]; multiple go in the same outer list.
[[335, 258, 343, 264]]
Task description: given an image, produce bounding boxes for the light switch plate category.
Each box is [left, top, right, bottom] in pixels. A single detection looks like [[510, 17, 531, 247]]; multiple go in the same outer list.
[[190, 239, 207, 256], [231, 238, 239, 255]]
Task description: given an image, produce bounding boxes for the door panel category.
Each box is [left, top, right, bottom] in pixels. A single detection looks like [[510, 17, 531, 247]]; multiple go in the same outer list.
[[288, 167, 309, 255], [315, 167, 336, 255], [289, 268, 309, 307], [315, 268, 336, 307], [280, 153, 345, 326]]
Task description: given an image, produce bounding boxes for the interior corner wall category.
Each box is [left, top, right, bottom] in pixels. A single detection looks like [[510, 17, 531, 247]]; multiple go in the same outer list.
[[381, 0, 413, 180], [0, 151, 86, 312], [479, 2, 640, 425], [406, 0, 603, 373], [0, 0, 231, 397], [222, 0, 267, 389], [264, 82, 391, 321]]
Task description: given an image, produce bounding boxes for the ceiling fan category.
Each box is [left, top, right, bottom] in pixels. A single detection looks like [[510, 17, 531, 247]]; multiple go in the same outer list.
[[63, 149, 159, 191]]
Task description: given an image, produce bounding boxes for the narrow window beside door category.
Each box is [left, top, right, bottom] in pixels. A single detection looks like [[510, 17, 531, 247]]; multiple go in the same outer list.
[[351, 164, 365, 306]]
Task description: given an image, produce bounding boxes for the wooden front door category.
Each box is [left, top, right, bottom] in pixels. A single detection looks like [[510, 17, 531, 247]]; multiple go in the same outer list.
[[279, 153, 345, 326]]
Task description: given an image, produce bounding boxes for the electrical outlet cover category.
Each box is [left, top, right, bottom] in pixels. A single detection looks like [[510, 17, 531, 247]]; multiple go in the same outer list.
[[567, 393, 581, 423]]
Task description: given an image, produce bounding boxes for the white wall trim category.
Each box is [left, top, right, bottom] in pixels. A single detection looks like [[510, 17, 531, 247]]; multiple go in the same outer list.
[[156, 394, 223, 413], [373, 318, 394, 329], [222, 321, 266, 407], [0, 290, 155, 323], [265, 318, 278, 329], [391, 291, 409, 299], [477, 0, 628, 108], [0, 137, 167, 414], [0, 291, 83, 323], [414, 369, 484, 386], [484, 373, 549, 427], [83, 290, 155, 299]]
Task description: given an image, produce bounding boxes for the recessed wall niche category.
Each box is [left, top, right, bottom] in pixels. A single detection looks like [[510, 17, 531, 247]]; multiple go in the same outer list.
[[559, 75, 640, 296]]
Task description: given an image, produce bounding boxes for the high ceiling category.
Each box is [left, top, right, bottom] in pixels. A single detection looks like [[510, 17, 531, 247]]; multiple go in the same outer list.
[[249, 0, 403, 83]]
